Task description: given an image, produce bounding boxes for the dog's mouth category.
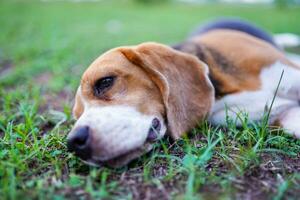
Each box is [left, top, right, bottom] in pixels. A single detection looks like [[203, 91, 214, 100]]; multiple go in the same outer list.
[[86, 142, 153, 168], [146, 118, 162, 142]]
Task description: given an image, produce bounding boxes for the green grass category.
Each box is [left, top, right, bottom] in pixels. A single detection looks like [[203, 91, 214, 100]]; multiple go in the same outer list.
[[0, 1, 300, 199]]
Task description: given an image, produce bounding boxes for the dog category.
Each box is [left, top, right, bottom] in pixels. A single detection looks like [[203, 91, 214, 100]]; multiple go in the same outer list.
[[67, 19, 300, 168]]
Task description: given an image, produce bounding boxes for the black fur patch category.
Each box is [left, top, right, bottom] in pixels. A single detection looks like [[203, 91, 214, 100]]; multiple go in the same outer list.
[[173, 42, 240, 98], [172, 42, 207, 63], [204, 45, 239, 75], [188, 18, 279, 49]]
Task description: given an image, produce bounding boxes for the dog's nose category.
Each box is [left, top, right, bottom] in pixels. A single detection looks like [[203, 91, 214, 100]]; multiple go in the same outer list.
[[67, 126, 92, 159]]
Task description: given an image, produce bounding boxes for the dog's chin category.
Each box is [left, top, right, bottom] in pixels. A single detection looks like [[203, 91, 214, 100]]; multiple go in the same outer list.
[[83, 143, 154, 168]]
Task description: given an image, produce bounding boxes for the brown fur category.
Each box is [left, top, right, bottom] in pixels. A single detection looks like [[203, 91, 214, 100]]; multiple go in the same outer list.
[[73, 49, 165, 124], [176, 29, 298, 98], [120, 43, 214, 139]]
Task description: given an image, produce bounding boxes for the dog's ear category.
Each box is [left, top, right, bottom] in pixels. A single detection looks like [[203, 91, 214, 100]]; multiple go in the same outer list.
[[72, 86, 84, 120], [120, 42, 215, 139]]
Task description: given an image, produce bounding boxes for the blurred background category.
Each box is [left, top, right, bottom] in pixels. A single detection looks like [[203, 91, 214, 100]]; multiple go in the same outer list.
[[1, 0, 300, 109]]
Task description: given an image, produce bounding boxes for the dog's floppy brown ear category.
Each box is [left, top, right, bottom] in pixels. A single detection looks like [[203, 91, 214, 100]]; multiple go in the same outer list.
[[120, 42, 215, 139]]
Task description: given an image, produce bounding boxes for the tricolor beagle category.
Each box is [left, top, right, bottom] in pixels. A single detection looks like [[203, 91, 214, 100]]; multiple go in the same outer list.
[[67, 19, 300, 167]]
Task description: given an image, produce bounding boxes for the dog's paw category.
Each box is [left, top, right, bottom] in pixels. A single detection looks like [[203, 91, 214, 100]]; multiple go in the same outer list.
[[280, 107, 300, 139]]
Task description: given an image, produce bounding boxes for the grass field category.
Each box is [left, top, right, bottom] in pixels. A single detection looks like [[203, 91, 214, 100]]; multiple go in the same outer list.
[[0, 1, 300, 199]]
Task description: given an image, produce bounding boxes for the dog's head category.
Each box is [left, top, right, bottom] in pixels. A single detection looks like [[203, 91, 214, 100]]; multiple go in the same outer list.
[[67, 42, 214, 167]]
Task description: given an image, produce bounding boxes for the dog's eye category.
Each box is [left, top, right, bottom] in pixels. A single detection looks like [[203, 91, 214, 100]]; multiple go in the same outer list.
[[94, 76, 116, 97]]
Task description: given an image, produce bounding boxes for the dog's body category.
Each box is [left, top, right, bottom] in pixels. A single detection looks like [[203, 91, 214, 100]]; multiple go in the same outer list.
[[67, 19, 300, 167], [175, 29, 300, 129]]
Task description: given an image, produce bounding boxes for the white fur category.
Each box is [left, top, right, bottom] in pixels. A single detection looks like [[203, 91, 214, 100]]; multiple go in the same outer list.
[[274, 33, 300, 48], [280, 107, 300, 138], [69, 102, 166, 161], [262, 62, 300, 100], [209, 62, 300, 130]]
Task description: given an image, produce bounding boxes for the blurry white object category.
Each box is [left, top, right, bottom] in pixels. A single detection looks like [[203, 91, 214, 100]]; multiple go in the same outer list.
[[274, 33, 300, 48], [286, 53, 300, 66]]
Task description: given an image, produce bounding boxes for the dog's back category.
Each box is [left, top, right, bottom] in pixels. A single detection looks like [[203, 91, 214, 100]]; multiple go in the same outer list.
[[188, 18, 279, 49]]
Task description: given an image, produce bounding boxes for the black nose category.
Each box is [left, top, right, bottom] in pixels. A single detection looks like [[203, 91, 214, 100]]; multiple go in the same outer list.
[[67, 126, 92, 159]]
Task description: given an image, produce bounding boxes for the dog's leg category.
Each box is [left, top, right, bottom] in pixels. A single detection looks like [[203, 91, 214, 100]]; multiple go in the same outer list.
[[277, 107, 300, 138], [209, 90, 298, 126], [210, 94, 300, 139], [209, 62, 300, 138], [262, 62, 300, 101]]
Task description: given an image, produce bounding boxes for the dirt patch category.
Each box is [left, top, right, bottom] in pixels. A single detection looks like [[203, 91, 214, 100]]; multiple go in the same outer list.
[[106, 148, 299, 200], [35, 72, 53, 85], [0, 59, 14, 78], [233, 153, 300, 200], [33, 71, 74, 112], [39, 89, 74, 114]]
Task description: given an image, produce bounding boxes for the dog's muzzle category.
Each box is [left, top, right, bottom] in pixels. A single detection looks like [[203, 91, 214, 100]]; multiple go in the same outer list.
[[67, 118, 161, 159], [67, 108, 166, 168]]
